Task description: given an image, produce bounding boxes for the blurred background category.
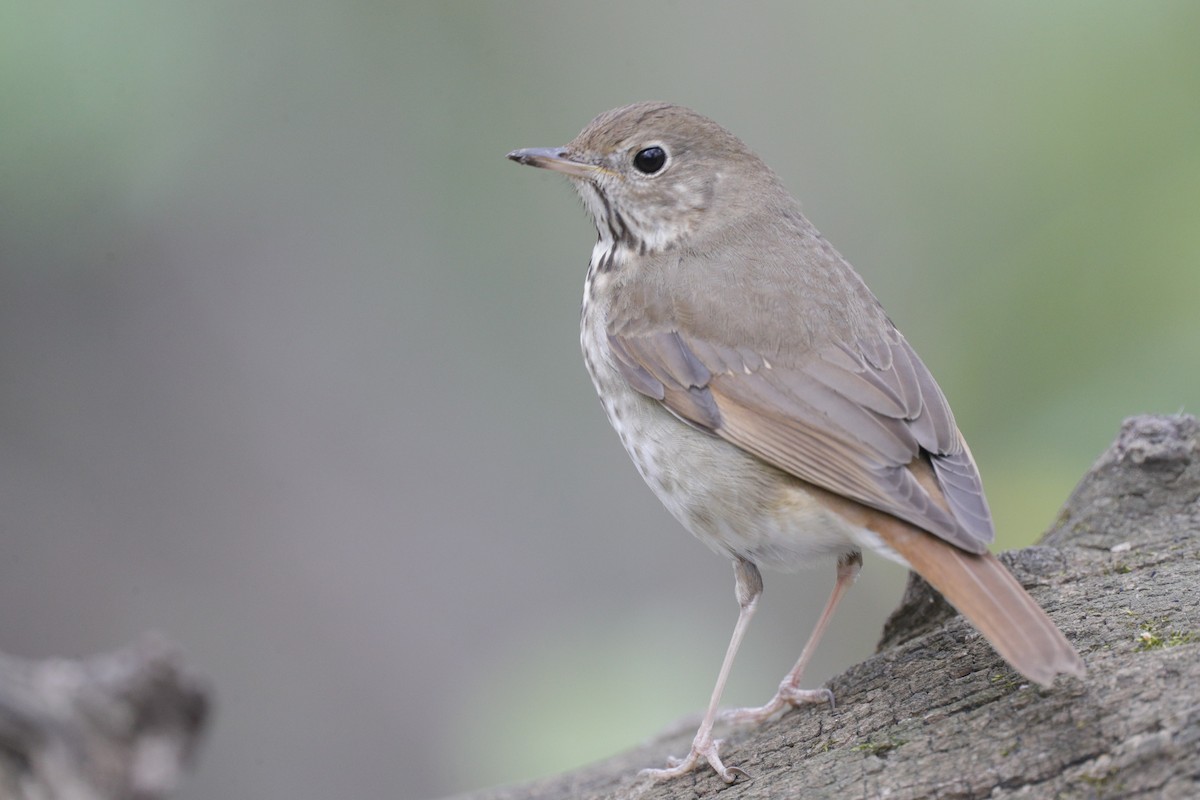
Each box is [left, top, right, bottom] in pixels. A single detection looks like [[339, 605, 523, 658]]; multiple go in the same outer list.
[[2, 2, 1197, 798]]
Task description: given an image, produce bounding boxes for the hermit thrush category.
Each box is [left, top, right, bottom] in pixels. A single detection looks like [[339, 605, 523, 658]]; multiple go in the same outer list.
[[507, 102, 1084, 783]]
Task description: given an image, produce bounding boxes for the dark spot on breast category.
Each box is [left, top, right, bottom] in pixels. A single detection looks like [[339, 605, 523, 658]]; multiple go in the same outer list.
[[688, 507, 716, 533]]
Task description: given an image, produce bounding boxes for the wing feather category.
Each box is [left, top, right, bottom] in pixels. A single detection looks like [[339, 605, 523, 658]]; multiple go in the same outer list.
[[608, 328, 993, 553]]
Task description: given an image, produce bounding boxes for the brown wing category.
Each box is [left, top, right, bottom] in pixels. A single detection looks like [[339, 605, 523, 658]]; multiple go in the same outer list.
[[607, 328, 994, 553]]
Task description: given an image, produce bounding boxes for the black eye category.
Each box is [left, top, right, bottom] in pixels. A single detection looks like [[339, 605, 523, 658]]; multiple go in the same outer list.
[[633, 146, 667, 174]]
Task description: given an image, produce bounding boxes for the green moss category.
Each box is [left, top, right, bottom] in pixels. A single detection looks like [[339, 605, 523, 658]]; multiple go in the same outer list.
[[1078, 767, 1122, 792], [851, 737, 907, 756], [1135, 618, 1195, 651], [990, 672, 1021, 691], [1167, 630, 1197, 647]]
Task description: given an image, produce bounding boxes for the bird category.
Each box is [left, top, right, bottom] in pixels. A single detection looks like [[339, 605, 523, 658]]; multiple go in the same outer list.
[[506, 102, 1084, 782]]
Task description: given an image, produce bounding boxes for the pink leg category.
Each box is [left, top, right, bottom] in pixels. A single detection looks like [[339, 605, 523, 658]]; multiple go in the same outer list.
[[722, 551, 862, 727], [641, 559, 762, 783]]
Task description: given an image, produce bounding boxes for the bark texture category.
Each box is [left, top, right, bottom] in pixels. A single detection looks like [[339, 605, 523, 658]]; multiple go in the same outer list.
[[0, 636, 209, 800], [449, 414, 1200, 800]]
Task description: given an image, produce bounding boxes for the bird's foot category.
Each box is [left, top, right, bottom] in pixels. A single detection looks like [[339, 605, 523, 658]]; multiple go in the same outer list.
[[640, 733, 749, 784], [720, 683, 834, 727]]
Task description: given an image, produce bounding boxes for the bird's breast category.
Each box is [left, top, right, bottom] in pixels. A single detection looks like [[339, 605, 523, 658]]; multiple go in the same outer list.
[[579, 260, 864, 570]]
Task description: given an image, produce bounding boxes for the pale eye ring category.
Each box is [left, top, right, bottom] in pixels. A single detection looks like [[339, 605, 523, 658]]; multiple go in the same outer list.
[[633, 146, 667, 175]]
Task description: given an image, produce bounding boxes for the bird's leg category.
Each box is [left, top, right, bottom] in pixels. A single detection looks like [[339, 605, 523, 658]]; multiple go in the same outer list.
[[722, 551, 862, 726], [641, 558, 762, 783]]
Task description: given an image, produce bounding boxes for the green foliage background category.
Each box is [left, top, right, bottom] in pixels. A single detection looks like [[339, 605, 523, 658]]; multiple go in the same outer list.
[[1, 3, 1196, 798]]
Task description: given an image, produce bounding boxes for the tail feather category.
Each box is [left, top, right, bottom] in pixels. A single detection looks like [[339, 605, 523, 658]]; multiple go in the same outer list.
[[871, 514, 1085, 686]]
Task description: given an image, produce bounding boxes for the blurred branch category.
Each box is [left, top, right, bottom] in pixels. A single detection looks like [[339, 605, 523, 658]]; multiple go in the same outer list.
[[0, 636, 209, 800], [446, 414, 1200, 800]]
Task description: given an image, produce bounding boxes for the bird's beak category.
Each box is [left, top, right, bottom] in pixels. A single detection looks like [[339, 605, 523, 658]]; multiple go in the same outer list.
[[507, 147, 602, 179]]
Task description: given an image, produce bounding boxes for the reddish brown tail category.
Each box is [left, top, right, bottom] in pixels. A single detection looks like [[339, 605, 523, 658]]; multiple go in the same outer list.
[[871, 514, 1085, 687]]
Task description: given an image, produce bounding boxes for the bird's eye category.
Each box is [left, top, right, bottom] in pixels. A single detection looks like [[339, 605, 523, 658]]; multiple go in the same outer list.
[[633, 146, 667, 175]]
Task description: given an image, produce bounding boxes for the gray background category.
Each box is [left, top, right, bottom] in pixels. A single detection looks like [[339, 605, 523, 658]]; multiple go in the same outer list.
[[2, 3, 1197, 799]]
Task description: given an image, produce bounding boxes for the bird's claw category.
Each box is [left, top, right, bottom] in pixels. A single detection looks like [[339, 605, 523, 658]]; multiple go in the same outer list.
[[720, 684, 835, 726], [641, 736, 750, 784]]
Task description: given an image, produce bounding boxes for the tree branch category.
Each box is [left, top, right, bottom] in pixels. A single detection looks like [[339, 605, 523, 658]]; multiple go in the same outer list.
[[0, 636, 209, 800]]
